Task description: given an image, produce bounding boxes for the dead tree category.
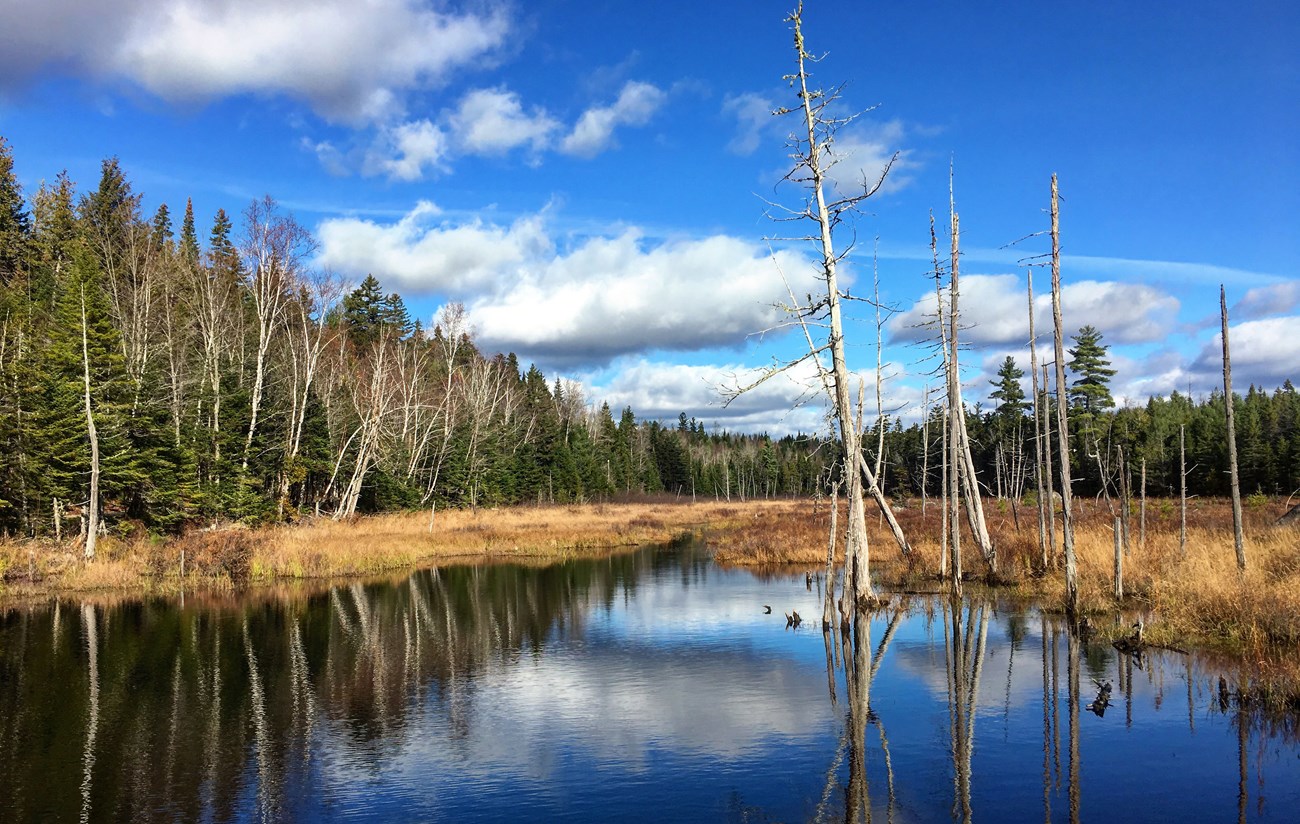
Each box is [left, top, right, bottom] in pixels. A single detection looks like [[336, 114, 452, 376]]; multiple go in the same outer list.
[[948, 181, 996, 576], [1028, 268, 1050, 569], [727, 2, 903, 608], [1049, 175, 1078, 615], [1220, 286, 1247, 570]]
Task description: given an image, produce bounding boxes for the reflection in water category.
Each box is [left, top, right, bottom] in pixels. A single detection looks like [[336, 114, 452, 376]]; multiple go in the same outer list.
[[1, 542, 1298, 822], [944, 598, 989, 823]]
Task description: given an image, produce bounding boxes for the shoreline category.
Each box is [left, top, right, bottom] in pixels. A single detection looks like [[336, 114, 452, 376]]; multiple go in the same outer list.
[[4, 495, 1299, 701]]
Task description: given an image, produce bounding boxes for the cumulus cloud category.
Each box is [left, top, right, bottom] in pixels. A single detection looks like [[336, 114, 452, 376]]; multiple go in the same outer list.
[[326, 79, 665, 179], [0, 0, 509, 124], [447, 87, 559, 156], [317, 201, 552, 294], [1191, 316, 1300, 388], [560, 81, 667, 157], [590, 359, 831, 434], [889, 274, 1179, 349], [363, 119, 449, 181], [1233, 281, 1300, 320], [317, 202, 820, 367]]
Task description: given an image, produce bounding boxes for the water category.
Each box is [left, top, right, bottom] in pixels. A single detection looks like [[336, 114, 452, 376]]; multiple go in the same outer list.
[[2, 537, 1297, 822]]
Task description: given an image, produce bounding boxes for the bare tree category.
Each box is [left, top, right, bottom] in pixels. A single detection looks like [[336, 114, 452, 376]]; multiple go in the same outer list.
[[1049, 175, 1078, 615], [281, 269, 344, 510], [947, 181, 996, 575], [1027, 267, 1050, 569], [238, 197, 316, 473], [1220, 285, 1247, 570], [727, 2, 902, 608]]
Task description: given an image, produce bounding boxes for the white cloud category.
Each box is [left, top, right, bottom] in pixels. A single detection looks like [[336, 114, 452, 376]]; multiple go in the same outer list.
[[317, 202, 822, 367], [590, 359, 830, 434], [0, 0, 510, 124], [889, 274, 1179, 349], [822, 119, 914, 197], [448, 87, 559, 156], [1233, 281, 1300, 320], [560, 81, 667, 158], [721, 92, 775, 156], [363, 119, 450, 181], [317, 201, 551, 294], [1192, 316, 1300, 388]]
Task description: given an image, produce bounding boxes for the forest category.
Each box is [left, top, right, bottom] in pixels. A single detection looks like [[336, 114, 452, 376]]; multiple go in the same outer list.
[[0, 136, 1296, 543]]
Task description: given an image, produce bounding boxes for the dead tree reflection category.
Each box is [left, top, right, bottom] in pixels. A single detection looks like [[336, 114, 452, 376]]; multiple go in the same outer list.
[[816, 608, 904, 824], [944, 598, 989, 824]]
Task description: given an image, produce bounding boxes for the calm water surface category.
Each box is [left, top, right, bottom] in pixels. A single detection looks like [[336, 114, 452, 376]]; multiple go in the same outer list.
[[2, 537, 1298, 822]]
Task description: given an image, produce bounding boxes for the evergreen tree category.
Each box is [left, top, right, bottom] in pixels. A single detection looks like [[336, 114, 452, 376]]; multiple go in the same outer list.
[[150, 203, 173, 249], [180, 198, 200, 265], [0, 136, 30, 286], [989, 356, 1027, 417], [1067, 325, 1116, 415], [343, 274, 397, 346]]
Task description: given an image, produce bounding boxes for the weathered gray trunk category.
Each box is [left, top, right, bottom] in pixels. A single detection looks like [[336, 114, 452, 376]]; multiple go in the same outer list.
[[1049, 175, 1077, 614], [80, 287, 100, 561], [1220, 286, 1247, 570], [1028, 268, 1049, 568]]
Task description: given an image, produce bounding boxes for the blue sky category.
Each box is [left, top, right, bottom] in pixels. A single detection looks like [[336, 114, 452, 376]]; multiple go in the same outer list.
[[1, 0, 1297, 434]]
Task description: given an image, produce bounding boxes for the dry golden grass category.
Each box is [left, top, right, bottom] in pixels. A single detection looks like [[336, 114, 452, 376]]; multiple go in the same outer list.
[[4, 496, 1297, 672], [715, 495, 1300, 663], [0, 499, 785, 598]]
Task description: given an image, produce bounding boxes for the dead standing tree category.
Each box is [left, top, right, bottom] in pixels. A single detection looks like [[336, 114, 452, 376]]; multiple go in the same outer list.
[[1049, 175, 1079, 617], [726, 2, 904, 611], [1220, 285, 1247, 571]]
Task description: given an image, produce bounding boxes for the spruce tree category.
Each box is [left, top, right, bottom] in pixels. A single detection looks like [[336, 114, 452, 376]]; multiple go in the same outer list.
[[180, 198, 200, 265], [989, 356, 1027, 418], [1067, 325, 1116, 416], [0, 136, 31, 287]]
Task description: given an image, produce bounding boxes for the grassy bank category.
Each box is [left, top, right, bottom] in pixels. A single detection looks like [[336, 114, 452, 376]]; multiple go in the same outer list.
[[0, 499, 783, 600], [712, 494, 1300, 686], [5, 495, 1297, 691]]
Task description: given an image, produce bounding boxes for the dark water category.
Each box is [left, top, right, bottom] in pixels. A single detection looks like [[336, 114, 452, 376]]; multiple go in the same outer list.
[[2, 538, 1298, 823]]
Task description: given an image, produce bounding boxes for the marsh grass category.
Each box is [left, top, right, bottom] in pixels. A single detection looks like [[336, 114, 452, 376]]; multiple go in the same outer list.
[[714, 495, 1300, 676], [0, 499, 779, 597]]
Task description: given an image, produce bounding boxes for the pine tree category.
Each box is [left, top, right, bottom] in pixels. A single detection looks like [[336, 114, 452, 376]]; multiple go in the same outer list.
[[989, 356, 1027, 418], [0, 136, 31, 286], [180, 198, 200, 265], [1067, 325, 1116, 416]]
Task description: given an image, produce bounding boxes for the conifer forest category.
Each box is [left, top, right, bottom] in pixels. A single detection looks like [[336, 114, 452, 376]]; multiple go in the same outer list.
[[0, 138, 1297, 542]]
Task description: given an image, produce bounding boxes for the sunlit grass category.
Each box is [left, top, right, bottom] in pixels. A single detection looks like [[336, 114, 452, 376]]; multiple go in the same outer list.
[[0, 498, 781, 596]]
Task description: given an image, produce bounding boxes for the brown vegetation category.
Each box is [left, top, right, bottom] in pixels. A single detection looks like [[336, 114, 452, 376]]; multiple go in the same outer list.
[[0, 499, 782, 599], [713, 495, 1300, 666]]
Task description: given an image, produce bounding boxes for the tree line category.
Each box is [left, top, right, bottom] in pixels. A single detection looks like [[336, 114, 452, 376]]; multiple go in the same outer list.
[[863, 329, 1300, 506], [0, 139, 830, 543]]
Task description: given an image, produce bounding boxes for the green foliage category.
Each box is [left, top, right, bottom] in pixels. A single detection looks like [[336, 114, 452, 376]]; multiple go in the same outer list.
[[1067, 325, 1116, 416]]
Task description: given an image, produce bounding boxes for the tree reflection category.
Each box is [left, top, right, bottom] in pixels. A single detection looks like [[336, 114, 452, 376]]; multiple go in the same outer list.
[[816, 607, 903, 824], [0, 549, 652, 821]]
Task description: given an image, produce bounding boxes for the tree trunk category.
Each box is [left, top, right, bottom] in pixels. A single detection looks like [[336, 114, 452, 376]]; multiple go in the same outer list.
[[1220, 285, 1247, 570], [1028, 268, 1048, 568], [1049, 175, 1077, 615], [79, 287, 100, 561], [949, 196, 995, 575], [1180, 424, 1188, 557], [790, 8, 874, 606]]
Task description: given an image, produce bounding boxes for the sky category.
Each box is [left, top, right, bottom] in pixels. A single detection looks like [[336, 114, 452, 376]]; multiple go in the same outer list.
[[1, 0, 1297, 435]]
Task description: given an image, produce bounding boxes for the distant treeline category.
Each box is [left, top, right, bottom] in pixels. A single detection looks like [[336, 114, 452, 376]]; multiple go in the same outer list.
[[868, 384, 1300, 504], [0, 142, 1294, 540], [0, 142, 830, 538]]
